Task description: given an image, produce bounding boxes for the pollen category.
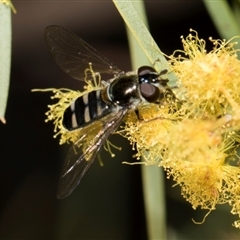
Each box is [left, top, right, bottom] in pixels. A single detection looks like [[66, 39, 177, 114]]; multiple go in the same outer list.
[[32, 88, 82, 144], [32, 63, 103, 145], [120, 29, 240, 229], [35, 29, 240, 229], [170, 29, 240, 119], [166, 30, 240, 229], [159, 117, 236, 210], [118, 101, 179, 164]]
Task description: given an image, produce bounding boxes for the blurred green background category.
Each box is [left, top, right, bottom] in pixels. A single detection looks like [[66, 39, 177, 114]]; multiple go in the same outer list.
[[0, 1, 238, 239]]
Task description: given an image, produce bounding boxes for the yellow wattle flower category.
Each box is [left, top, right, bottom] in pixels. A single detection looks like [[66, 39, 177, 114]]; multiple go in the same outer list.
[[170, 29, 240, 120], [164, 30, 240, 229], [32, 63, 103, 145], [35, 30, 240, 229], [121, 29, 240, 229]]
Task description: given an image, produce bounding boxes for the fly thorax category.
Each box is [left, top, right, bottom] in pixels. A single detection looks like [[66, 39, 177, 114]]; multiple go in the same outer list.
[[107, 75, 140, 107]]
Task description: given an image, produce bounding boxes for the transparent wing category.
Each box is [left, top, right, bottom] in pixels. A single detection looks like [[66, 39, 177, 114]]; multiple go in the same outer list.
[[57, 108, 127, 199], [44, 25, 121, 81]]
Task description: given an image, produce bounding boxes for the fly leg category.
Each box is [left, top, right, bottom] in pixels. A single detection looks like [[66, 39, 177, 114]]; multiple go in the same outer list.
[[134, 108, 144, 121]]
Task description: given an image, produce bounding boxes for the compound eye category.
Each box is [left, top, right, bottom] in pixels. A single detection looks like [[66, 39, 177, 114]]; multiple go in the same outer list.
[[140, 83, 160, 103], [138, 66, 156, 76], [138, 66, 158, 84]]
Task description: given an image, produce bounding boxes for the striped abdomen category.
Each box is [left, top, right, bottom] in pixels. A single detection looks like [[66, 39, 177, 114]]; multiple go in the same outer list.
[[62, 89, 112, 131]]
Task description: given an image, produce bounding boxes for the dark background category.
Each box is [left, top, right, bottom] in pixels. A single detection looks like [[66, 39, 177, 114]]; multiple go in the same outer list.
[[0, 1, 238, 239]]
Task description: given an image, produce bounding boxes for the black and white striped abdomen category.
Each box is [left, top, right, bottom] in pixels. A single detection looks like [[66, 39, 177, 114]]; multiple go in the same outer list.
[[62, 89, 112, 131]]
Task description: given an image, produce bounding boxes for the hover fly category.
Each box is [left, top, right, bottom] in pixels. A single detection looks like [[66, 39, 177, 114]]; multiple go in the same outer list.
[[45, 25, 173, 198]]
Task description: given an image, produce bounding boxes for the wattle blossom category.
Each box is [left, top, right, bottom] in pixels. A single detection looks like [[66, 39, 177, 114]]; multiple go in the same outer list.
[[36, 29, 240, 229], [123, 29, 240, 229]]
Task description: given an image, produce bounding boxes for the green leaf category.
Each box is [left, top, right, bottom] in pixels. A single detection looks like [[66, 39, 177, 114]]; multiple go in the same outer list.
[[0, 3, 12, 123]]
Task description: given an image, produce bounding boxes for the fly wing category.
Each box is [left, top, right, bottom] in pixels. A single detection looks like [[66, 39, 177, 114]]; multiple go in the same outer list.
[[57, 108, 127, 199], [44, 25, 121, 81]]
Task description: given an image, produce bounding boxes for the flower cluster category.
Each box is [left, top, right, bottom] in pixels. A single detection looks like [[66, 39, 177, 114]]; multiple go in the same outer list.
[[32, 63, 103, 145], [38, 29, 240, 229], [121, 29, 240, 229]]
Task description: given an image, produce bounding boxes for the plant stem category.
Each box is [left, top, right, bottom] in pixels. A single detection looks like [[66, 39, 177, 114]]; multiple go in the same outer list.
[[113, 1, 167, 239]]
